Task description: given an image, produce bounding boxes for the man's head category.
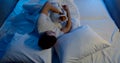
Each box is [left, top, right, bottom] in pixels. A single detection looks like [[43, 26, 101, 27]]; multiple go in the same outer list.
[[38, 31, 57, 49]]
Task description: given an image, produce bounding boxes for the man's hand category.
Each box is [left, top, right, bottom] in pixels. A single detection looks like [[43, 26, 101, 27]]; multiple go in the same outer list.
[[41, 2, 62, 16]]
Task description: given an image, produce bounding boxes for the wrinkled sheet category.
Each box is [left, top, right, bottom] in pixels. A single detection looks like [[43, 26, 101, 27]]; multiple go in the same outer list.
[[77, 29, 120, 63], [74, 0, 117, 43], [74, 0, 120, 63]]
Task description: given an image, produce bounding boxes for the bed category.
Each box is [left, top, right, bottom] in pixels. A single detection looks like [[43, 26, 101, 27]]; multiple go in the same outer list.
[[0, 0, 120, 63]]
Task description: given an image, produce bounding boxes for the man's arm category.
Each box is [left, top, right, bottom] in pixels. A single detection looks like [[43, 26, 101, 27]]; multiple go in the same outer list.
[[61, 5, 72, 33], [41, 2, 61, 16]]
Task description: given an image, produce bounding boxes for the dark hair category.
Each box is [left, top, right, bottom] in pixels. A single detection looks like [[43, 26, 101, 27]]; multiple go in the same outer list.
[[38, 32, 57, 49]]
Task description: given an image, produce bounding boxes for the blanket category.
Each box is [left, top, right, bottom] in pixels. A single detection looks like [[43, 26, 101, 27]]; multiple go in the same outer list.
[[0, 1, 47, 59]]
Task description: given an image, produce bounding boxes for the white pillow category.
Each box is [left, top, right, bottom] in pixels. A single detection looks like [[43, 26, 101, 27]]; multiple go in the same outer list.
[[55, 25, 111, 63], [74, 0, 118, 42], [71, 18, 80, 31], [61, 0, 80, 21], [74, 0, 111, 20], [60, 0, 81, 31]]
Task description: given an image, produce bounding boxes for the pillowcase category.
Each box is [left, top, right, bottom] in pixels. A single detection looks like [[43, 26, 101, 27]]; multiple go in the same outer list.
[[55, 25, 111, 63], [71, 18, 80, 31], [61, 0, 80, 21]]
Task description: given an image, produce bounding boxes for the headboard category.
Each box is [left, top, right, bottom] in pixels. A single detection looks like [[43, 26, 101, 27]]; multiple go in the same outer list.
[[0, 0, 19, 27]]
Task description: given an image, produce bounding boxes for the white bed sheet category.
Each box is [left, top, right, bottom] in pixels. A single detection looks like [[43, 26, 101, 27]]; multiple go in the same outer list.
[[74, 0, 117, 42], [73, 0, 120, 63]]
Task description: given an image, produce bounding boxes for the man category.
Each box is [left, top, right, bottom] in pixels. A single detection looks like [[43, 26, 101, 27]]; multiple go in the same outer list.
[[37, 2, 72, 49]]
